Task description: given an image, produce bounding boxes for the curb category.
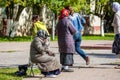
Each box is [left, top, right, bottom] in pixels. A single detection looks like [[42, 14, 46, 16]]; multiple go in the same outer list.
[[81, 46, 112, 50]]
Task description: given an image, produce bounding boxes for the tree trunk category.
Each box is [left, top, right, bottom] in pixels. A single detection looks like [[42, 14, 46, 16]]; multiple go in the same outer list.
[[6, 5, 25, 37]]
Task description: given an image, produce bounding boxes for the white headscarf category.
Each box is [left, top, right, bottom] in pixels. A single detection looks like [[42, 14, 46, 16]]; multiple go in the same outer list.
[[112, 2, 120, 12]]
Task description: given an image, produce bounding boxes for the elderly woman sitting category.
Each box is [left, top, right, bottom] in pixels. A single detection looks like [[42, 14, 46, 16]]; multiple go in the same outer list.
[[30, 30, 61, 77]]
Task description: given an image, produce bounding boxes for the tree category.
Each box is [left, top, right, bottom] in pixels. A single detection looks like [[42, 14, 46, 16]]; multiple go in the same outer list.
[[91, 0, 120, 35], [2, 0, 118, 37]]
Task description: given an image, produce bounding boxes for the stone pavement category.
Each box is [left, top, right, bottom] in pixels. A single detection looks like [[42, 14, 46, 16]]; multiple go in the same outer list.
[[0, 40, 120, 80]]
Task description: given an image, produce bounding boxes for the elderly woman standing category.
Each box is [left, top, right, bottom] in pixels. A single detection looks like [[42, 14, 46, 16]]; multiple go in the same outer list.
[[112, 2, 120, 69], [30, 30, 61, 77], [56, 9, 76, 72]]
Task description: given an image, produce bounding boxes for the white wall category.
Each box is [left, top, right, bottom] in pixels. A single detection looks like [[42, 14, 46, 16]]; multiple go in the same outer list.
[[89, 0, 101, 34]]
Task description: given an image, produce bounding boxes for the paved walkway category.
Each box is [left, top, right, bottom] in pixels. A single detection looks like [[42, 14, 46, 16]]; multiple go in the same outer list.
[[0, 40, 120, 80]]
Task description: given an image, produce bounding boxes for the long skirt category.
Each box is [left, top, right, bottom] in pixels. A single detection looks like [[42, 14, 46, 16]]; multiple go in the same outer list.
[[60, 53, 74, 66], [37, 54, 61, 72], [112, 34, 120, 55]]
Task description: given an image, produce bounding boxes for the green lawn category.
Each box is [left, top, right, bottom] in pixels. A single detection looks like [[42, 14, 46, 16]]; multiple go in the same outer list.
[[0, 33, 115, 42], [0, 36, 32, 42], [0, 68, 40, 80], [82, 34, 114, 40], [52, 33, 115, 41]]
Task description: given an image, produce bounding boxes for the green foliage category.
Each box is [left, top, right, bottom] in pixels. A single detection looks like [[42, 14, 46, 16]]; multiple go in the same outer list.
[[0, 0, 10, 7], [93, 0, 120, 18], [48, 0, 91, 15], [94, 0, 109, 17], [0, 0, 119, 36], [111, 0, 120, 3], [0, 0, 120, 16]]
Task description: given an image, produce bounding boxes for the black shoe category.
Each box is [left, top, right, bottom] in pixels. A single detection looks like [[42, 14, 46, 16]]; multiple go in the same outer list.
[[61, 68, 74, 72]]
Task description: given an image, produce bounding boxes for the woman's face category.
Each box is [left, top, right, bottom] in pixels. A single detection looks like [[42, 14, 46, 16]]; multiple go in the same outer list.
[[112, 7, 116, 12], [32, 19, 37, 24], [68, 7, 73, 15]]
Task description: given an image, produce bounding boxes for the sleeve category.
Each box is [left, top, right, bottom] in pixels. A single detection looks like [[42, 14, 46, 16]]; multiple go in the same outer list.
[[68, 21, 76, 35], [112, 13, 120, 33], [115, 14, 120, 33], [81, 16, 86, 31], [80, 15, 86, 24], [34, 38, 49, 54], [77, 14, 86, 31], [112, 14, 116, 26], [32, 23, 38, 36]]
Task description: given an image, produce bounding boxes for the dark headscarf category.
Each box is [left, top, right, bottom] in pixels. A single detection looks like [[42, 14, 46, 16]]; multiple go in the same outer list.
[[37, 30, 49, 39]]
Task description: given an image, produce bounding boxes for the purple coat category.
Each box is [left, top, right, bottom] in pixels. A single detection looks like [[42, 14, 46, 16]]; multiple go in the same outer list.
[[56, 17, 76, 53]]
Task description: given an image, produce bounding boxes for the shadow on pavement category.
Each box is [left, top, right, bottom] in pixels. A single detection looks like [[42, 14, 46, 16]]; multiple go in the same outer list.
[[23, 75, 44, 80], [87, 53, 117, 58], [100, 63, 120, 66], [70, 66, 114, 69]]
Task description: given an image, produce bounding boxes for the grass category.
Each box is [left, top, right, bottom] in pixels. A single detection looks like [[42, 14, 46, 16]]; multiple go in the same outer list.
[[82, 33, 115, 40], [0, 36, 32, 42], [52, 33, 115, 41], [0, 33, 115, 42], [0, 68, 40, 80]]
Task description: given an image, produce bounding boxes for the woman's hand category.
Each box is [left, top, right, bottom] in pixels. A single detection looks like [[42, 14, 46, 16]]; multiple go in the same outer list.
[[48, 51, 55, 56]]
